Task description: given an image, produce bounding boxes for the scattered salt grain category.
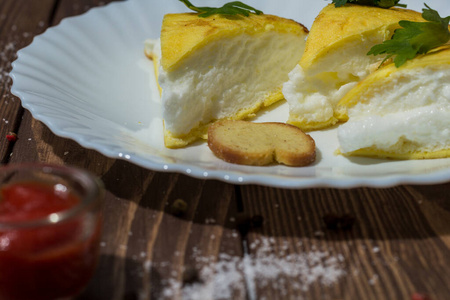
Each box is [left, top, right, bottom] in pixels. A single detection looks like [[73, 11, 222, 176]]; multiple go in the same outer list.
[[144, 260, 152, 272], [368, 274, 379, 285], [205, 218, 216, 224], [314, 230, 324, 237]]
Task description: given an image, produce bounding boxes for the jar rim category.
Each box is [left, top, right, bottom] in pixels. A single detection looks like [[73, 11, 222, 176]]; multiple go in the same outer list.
[[0, 163, 103, 229]]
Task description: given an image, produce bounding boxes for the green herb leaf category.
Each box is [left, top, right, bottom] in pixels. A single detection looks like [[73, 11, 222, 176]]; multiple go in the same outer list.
[[367, 4, 450, 67], [331, 0, 406, 8], [178, 0, 263, 18]]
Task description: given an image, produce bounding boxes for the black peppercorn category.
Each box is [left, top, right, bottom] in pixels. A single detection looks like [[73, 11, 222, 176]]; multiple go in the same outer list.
[[182, 266, 201, 286], [339, 213, 356, 230], [170, 198, 188, 217], [323, 213, 340, 230], [322, 213, 356, 230], [250, 215, 264, 228], [236, 212, 252, 237], [235, 213, 264, 237]]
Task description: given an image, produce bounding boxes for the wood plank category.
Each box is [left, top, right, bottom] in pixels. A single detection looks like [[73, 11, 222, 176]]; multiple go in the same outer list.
[[405, 184, 450, 247], [75, 173, 240, 300], [0, 0, 55, 161], [51, 0, 121, 24], [239, 185, 450, 300]]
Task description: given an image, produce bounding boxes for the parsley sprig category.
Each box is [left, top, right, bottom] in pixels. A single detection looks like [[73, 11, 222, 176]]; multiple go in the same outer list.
[[367, 4, 450, 67], [178, 0, 263, 18], [332, 0, 406, 8]]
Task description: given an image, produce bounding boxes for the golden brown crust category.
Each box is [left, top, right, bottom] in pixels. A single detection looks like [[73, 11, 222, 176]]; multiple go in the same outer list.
[[338, 147, 450, 160], [300, 4, 424, 71], [207, 120, 316, 166], [160, 13, 309, 72]]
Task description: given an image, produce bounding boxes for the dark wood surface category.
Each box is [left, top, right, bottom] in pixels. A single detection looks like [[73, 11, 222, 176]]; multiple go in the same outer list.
[[1, 1, 449, 299]]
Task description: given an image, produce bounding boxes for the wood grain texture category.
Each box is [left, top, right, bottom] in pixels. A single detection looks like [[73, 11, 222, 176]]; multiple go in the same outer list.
[[0, 0, 55, 161], [78, 172, 240, 300], [0, 0, 449, 299], [239, 185, 450, 300]]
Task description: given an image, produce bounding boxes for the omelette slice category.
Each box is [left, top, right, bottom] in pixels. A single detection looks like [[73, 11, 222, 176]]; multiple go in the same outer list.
[[282, 4, 424, 131], [145, 13, 308, 148], [336, 46, 450, 159]]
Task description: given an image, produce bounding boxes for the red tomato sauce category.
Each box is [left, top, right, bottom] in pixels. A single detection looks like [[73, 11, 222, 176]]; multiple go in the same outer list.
[[0, 181, 101, 300]]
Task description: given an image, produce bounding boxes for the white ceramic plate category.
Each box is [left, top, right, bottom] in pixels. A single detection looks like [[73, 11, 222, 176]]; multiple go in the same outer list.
[[10, 0, 450, 188]]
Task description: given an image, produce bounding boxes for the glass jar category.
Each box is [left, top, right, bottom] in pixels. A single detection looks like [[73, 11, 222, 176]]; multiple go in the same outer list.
[[0, 163, 104, 300]]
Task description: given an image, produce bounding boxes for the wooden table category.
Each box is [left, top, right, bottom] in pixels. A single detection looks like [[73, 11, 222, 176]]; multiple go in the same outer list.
[[1, 1, 449, 299]]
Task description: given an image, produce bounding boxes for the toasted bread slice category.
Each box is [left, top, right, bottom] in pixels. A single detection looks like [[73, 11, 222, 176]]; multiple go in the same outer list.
[[146, 13, 308, 148], [207, 120, 316, 166], [282, 4, 424, 131], [336, 46, 450, 159]]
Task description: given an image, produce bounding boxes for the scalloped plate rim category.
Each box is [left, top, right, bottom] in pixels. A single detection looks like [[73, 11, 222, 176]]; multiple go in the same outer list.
[[9, 0, 450, 189]]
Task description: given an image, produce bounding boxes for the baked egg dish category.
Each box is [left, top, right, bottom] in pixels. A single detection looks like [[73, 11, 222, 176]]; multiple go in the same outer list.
[[146, 13, 308, 148], [282, 4, 424, 131], [336, 46, 450, 159]]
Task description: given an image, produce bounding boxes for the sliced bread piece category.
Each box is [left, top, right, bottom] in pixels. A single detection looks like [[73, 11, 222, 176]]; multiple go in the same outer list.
[[207, 120, 316, 166]]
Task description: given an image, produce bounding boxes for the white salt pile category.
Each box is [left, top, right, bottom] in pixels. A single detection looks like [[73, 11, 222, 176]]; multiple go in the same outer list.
[[146, 236, 345, 300]]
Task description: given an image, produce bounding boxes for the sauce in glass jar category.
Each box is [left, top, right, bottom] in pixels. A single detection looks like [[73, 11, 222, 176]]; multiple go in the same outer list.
[[0, 165, 103, 300]]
